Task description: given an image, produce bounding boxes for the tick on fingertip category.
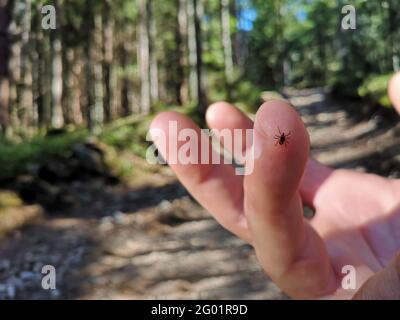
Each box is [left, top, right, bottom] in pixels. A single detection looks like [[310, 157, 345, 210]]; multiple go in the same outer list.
[[274, 127, 291, 147]]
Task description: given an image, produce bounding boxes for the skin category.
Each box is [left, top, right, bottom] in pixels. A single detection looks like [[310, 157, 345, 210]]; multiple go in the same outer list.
[[150, 72, 400, 299]]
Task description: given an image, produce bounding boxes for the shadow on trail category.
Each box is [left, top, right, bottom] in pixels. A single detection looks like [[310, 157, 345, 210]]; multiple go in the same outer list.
[[310, 125, 394, 152], [0, 221, 96, 299], [331, 140, 400, 176], [1, 178, 188, 219], [0, 179, 191, 299]]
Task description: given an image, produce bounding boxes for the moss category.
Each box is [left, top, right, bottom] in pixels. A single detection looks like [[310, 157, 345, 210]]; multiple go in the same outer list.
[[98, 142, 135, 178], [0, 130, 88, 180], [0, 107, 199, 181], [0, 191, 23, 209], [99, 115, 151, 159], [0, 115, 153, 180]]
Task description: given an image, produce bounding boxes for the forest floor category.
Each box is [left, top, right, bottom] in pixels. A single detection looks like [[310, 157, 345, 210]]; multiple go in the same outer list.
[[1, 88, 400, 300]]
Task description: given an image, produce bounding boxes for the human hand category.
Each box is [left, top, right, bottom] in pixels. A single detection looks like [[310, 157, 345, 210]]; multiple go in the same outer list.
[[150, 73, 400, 299]]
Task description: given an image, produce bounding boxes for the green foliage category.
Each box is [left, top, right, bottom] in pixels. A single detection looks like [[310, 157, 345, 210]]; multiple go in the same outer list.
[[206, 69, 262, 114], [99, 117, 151, 159], [243, 0, 400, 110], [2, 0, 400, 183], [0, 115, 157, 180], [0, 130, 88, 180], [358, 74, 392, 108], [230, 79, 263, 113], [330, 74, 362, 99]]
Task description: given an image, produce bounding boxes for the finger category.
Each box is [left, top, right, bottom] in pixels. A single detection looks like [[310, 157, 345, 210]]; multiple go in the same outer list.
[[205, 101, 334, 208], [244, 100, 337, 298], [300, 158, 334, 207], [389, 72, 400, 115], [206, 101, 253, 161], [150, 112, 250, 241]]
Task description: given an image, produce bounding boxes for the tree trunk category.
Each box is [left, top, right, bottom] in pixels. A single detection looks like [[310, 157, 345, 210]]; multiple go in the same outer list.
[[93, 13, 104, 125], [187, 0, 206, 112], [83, 2, 94, 131], [0, 0, 12, 134], [19, 0, 33, 131], [148, 0, 159, 103], [388, 0, 400, 71], [187, 0, 197, 102], [71, 49, 84, 125], [50, 1, 64, 128], [63, 48, 83, 125], [119, 23, 132, 117], [221, 0, 234, 85], [193, 0, 206, 113], [137, 0, 151, 114], [32, 1, 45, 129], [232, 0, 248, 68], [175, 0, 189, 105], [102, 0, 113, 122]]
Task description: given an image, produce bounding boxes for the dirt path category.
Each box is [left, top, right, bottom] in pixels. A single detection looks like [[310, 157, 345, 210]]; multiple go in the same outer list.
[[1, 88, 399, 300]]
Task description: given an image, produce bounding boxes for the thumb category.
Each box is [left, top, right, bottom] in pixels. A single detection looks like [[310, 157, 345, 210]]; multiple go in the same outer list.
[[353, 253, 400, 300], [244, 101, 336, 298], [389, 72, 400, 115]]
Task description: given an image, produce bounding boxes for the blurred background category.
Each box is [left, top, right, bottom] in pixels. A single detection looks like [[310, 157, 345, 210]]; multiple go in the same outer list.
[[0, 0, 400, 299]]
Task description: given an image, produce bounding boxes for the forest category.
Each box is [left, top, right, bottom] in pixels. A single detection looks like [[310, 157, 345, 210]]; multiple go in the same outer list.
[[0, 0, 398, 138], [0, 0, 400, 300]]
